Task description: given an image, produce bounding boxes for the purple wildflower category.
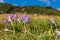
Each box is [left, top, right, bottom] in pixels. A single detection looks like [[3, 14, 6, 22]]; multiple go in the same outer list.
[[22, 14, 30, 23], [51, 19, 55, 24], [14, 14, 18, 19], [8, 14, 14, 19], [48, 19, 55, 26], [2, 20, 6, 25], [24, 17, 30, 23], [22, 14, 26, 20], [56, 31, 60, 36]]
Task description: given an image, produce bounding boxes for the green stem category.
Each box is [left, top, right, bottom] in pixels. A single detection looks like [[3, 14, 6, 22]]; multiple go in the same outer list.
[[55, 26, 58, 40], [24, 22, 27, 36], [4, 25, 8, 40], [11, 22, 16, 39]]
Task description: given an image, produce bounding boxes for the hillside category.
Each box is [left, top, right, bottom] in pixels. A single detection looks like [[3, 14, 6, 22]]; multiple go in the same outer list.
[[0, 3, 60, 16]]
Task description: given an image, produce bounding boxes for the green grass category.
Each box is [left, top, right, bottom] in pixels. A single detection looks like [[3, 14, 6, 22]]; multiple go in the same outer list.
[[0, 16, 60, 40]]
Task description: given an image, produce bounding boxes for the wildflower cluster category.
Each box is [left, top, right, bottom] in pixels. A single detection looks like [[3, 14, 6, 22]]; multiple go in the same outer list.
[[2, 14, 30, 32]]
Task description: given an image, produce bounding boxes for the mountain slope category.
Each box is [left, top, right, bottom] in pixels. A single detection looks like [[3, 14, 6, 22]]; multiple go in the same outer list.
[[0, 3, 60, 16]]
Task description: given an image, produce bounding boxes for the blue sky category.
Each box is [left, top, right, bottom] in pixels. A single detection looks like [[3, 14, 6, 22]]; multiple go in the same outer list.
[[0, 0, 60, 8]]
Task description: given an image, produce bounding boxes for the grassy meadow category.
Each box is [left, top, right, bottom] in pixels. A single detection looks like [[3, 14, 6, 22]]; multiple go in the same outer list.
[[0, 13, 60, 40]]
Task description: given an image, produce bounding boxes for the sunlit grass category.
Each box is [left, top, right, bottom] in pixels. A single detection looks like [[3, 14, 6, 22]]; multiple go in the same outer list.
[[0, 14, 60, 40]]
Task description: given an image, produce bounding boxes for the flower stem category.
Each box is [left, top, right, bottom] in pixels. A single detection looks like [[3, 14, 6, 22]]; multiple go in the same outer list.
[[11, 22, 16, 39], [4, 25, 8, 40], [24, 22, 27, 36]]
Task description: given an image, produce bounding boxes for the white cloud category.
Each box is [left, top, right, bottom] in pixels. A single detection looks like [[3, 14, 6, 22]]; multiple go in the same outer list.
[[38, 0, 57, 6], [0, 0, 4, 3], [38, 0, 50, 6], [38, 0, 49, 2], [13, 4, 18, 6]]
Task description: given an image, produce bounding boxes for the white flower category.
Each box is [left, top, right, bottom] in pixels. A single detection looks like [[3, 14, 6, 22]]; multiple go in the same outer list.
[[8, 16, 12, 23], [34, 14, 37, 16], [4, 28, 9, 32], [17, 19, 20, 24], [51, 19, 55, 24]]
